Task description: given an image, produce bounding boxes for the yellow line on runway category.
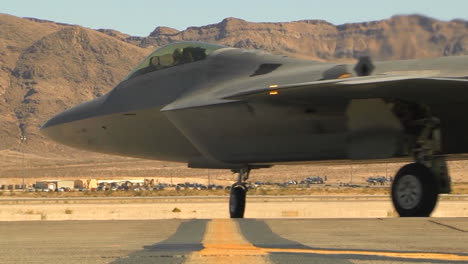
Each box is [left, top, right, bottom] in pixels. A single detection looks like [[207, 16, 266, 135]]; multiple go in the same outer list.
[[185, 219, 270, 264], [185, 219, 468, 263]]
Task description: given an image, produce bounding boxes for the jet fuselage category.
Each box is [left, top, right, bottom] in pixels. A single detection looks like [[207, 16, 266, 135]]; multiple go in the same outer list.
[[41, 43, 468, 169]]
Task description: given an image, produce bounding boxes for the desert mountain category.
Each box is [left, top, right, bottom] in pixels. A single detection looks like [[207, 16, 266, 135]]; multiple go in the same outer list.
[[0, 13, 467, 158], [0, 14, 150, 156], [125, 15, 468, 61]]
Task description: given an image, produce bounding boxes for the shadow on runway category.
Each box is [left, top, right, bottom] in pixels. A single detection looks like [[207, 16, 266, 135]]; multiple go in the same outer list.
[[111, 219, 207, 264], [111, 219, 466, 264]]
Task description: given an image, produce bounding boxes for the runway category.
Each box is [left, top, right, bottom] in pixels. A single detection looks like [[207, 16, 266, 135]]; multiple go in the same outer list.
[[1, 218, 467, 264]]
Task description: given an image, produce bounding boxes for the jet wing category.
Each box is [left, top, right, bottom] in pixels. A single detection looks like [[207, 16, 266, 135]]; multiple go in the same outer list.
[[161, 75, 468, 168], [162, 75, 468, 112], [222, 75, 468, 103]]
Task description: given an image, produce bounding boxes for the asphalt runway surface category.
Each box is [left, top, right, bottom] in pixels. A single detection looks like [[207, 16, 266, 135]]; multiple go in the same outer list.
[[1, 218, 467, 264]]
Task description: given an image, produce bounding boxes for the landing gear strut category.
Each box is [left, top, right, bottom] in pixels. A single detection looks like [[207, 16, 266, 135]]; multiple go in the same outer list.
[[391, 117, 451, 217], [229, 168, 250, 218]]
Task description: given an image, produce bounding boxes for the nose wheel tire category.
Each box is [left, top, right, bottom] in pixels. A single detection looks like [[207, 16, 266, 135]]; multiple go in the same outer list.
[[391, 163, 439, 217], [229, 184, 247, 218]]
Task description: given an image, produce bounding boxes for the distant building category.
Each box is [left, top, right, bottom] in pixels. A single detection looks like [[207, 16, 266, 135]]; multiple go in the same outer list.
[[74, 180, 85, 189], [35, 180, 74, 190], [87, 179, 98, 190]]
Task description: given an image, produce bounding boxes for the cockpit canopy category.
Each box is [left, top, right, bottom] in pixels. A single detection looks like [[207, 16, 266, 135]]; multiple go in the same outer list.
[[125, 42, 226, 80]]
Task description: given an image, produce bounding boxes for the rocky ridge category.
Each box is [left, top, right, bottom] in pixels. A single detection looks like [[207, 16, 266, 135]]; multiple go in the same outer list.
[[119, 15, 468, 61]]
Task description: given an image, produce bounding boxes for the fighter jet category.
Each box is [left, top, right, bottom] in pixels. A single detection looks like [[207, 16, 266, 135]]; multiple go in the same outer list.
[[41, 41, 468, 218]]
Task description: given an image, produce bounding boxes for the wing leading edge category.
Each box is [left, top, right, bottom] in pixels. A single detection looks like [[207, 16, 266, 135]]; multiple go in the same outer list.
[[161, 75, 468, 112], [222, 75, 468, 103]]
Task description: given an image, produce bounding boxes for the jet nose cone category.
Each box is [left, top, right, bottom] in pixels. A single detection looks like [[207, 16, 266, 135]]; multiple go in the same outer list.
[[40, 97, 106, 143], [40, 110, 71, 140], [41, 113, 64, 131]]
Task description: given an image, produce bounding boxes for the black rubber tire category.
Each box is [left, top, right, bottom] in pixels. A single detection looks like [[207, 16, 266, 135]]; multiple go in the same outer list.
[[229, 184, 246, 218], [391, 163, 439, 217]]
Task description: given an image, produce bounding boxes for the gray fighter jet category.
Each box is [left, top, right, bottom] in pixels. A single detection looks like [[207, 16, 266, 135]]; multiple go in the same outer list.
[[41, 41, 468, 218]]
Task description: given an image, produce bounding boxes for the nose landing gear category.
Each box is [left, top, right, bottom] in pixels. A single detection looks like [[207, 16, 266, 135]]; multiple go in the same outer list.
[[229, 168, 250, 218]]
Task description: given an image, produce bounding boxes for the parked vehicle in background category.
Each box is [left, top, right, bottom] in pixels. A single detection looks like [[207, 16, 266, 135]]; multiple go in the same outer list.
[[302, 177, 324, 184], [367, 176, 391, 185]]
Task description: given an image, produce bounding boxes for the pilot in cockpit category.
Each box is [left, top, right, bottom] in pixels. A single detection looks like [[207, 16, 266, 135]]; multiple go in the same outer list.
[[125, 42, 225, 81], [172, 48, 184, 65], [148, 56, 162, 71], [182, 48, 194, 63]]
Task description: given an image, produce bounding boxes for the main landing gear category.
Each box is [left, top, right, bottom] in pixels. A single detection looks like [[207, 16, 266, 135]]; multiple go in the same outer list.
[[229, 168, 250, 218], [391, 118, 451, 217]]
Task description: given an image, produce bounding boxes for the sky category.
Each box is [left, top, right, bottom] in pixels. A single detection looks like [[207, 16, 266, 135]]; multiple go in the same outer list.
[[2, 0, 468, 36]]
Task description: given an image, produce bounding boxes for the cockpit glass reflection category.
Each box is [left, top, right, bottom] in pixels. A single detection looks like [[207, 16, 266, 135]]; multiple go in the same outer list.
[[125, 42, 226, 80]]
